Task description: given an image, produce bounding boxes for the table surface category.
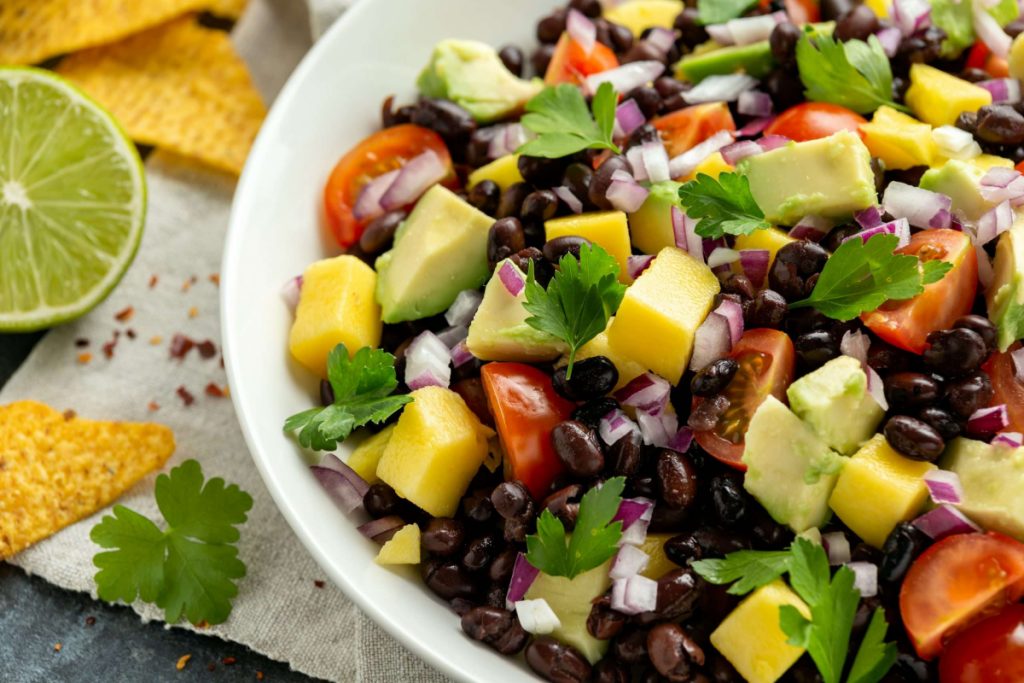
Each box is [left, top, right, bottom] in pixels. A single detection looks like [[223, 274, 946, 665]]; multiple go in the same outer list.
[[0, 332, 321, 683]]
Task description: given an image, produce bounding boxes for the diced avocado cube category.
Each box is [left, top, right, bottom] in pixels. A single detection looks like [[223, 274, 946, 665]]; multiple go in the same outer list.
[[289, 255, 381, 378], [606, 247, 720, 384], [906, 63, 992, 128], [525, 561, 612, 664], [734, 227, 796, 275], [466, 260, 566, 362], [545, 212, 632, 283], [986, 217, 1024, 351], [603, 0, 683, 37], [742, 396, 844, 533], [675, 41, 775, 82], [375, 185, 493, 323], [710, 580, 810, 683], [417, 40, 543, 123], [627, 181, 682, 256], [828, 434, 936, 548], [738, 131, 877, 226], [787, 356, 885, 455], [919, 159, 996, 223], [860, 105, 941, 171], [346, 425, 395, 485], [375, 524, 421, 565], [376, 387, 494, 517], [942, 437, 1024, 541], [468, 154, 524, 191], [568, 317, 647, 391]]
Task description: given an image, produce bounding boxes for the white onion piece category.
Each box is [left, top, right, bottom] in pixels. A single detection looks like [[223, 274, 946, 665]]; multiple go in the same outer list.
[[628, 254, 654, 280], [671, 206, 705, 263], [566, 8, 596, 54], [706, 23, 735, 46], [738, 90, 773, 117], [641, 139, 672, 183], [616, 98, 646, 138], [668, 130, 735, 179], [932, 125, 983, 160], [993, 431, 1024, 448], [924, 470, 964, 505], [882, 182, 953, 229], [980, 167, 1024, 204], [498, 260, 525, 296], [875, 26, 903, 57], [553, 186, 584, 214], [866, 366, 889, 411], [848, 562, 879, 598], [626, 145, 649, 182], [380, 150, 448, 211], [445, 289, 483, 327], [822, 532, 851, 566], [690, 311, 732, 371], [353, 168, 401, 221], [616, 372, 672, 413], [974, 0, 1012, 57], [729, 12, 786, 45], [976, 200, 1014, 246], [281, 275, 303, 313], [683, 74, 758, 105], [637, 407, 678, 448], [506, 553, 540, 609], [610, 544, 651, 580], [967, 404, 1009, 435], [515, 599, 562, 634], [607, 171, 650, 213], [599, 408, 641, 446], [707, 247, 741, 269], [840, 330, 871, 365], [435, 325, 468, 349], [914, 505, 982, 540], [611, 575, 659, 615], [405, 330, 451, 390], [892, 0, 932, 35], [488, 123, 531, 159], [585, 61, 665, 95], [645, 27, 676, 54]]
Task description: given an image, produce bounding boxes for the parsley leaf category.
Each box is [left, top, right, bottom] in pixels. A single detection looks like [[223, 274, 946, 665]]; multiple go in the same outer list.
[[790, 233, 954, 321], [796, 30, 909, 115], [678, 172, 772, 239], [526, 477, 625, 579], [283, 343, 412, 450], [691, 549, 792, 595], [91, 459, 253, 626], [524, 243, 625, 379], [847, 607, 900, 683], [518, 83, 621, 159], [697, 0, 759, 24]]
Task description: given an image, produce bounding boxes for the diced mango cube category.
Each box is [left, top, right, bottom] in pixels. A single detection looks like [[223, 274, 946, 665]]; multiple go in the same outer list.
[[289, 255, 381, 378], [828, 434, 936, 548], [734, 227, 795, 274], [603, 0, 684, 37], [970, 154, 1014, 172], [860, 106, 940, 170], [607, 247, 720, 384], [376, 386, 494, 517], [864, 0, 889, 17], [1011, 32, 1024, 81], [468, 154, 524, 191], [679, 151, 733, 182], [710, 580, 810, 683], [375, 523, 421, 564], [570, 317, 647, 390], [346, 425, 394, 485], [545, 211, 632, 283], [906, 64, 992, 128], [638, 533, 678, 579]]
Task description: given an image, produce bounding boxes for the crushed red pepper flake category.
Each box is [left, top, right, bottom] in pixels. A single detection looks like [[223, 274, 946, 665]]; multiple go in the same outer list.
[[222, 656, 237, 666], [126, 329, 137, 340], [209, 273, 220, 285], [62, 409, 77, 421], [53, 643, 62, 652], [207, 663, 216, 672], [169, 334, 194, 359], [77, 352, 92, 365], [114, 306, 135, 322], [204, 383, 226, 398], [149, 275, 159, 288], [176, 654, 191, 671], [150, 335, 164, 346], [197, 340, 217, 359], [101, 339, 117, 359], [176, 386, 195, 407], [256, 672, 264, 681], [85, 616, 96, 626], [148, 401, 160, 412], [188, 306, 199, 319], [74, 338, 90, 347], [314, 579, 325, 588]]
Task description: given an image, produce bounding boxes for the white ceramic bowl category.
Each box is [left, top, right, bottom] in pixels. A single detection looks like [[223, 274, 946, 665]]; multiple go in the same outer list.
[[222, 1, 561, 680]]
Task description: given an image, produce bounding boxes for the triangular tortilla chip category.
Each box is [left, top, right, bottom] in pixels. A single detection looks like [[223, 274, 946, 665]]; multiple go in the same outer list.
[[207, 0, 249, 20]]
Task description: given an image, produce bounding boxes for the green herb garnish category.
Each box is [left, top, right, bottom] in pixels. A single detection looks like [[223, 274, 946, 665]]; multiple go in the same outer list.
[[697, 0, 759, 25], [283, 343, 412, 450], [796, 30, 909, 115], [678, 172, 772, 239], [691, 549, 793, 596], [91, 459, 252, 626], [518, 82, 620, 159]]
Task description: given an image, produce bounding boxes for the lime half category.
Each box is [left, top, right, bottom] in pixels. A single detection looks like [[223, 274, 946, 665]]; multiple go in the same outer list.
[[0, 67, 145, 332]]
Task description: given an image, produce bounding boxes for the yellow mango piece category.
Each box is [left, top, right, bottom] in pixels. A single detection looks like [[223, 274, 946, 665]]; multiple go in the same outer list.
[[860, 106, 940, 170], [603, 0, 684, 37], [570, 317, 647, 390], [829, 434, 936, 548], [376, 387, 494, 517], [346, 425, 394, 485], [289, 255, 381, 378], [906, 63, 992, 128], [711, 580, 810, 683], [638, 533, 678, 579], [375, 523, 421, 565], [1011, 33, 1024, 81], [468, 154, 523, 191], [970, 154, 1015, 172], [734, 227, 795, 273], [678, 151, 733, 182], [546, 211, 632, 283], [865, 0, 889, 17], [608, 247, 719, 384]]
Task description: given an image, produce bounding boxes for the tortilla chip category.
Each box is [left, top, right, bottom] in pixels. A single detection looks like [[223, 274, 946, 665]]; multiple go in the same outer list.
[[0, 401, 175, 559], [0, 0, 208, 66], [207, 0, 249, 20], [57, 16, 266, 175]]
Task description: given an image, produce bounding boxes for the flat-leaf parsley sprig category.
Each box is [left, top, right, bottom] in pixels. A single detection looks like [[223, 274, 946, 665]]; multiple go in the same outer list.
[[517, 82, 620, 159], [678, 172, 773, 239]]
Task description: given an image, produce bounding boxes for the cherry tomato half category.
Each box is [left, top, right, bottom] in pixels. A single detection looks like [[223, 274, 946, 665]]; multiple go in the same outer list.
[[862, 229, 978, 354], [940, 604, 1024, 683], [759, 0, 819, 22], [693, 328, 796, 470], [322, 124, 452, 249], [480, 362, 576, 500], [765, 103, 867, 142], [966, 41, 1010, 79], [984, 342, 1024, 433], [544, 33, 619, 87], [900, 532, 1024, 660], [651, 102, 736, 159]]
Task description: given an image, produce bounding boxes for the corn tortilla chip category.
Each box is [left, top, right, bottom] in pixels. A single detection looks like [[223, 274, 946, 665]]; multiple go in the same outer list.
[[57, 16, 266, 175], [207, 0, 249, 20], [0, 400, 175, 559], [0, 0, 208, 66]]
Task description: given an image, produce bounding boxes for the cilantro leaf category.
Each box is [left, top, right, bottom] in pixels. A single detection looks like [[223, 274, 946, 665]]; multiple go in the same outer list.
[[691, 549, 792, 595], [524, 243, 626, 379], [679, 173, 772, 239], [848, 608, 899, 683], [697, 0, 759, 24], [790, 233, 954, 321], [796, 30, 908, 115], [283, 344, 412, 450], [518, 83, 621, 159], [91, 459, 253, 626], [526, 477, 625, 579]]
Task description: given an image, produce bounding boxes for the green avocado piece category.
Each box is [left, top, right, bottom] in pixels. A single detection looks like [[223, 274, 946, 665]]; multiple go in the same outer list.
[[987, 217, 1024, 351], [375, 185, 493, 323], [787, 356, 885, 455], [919, 159, 996, 223], [737, 130, 877, 226], [932, 0, 1020, 58], [524, 561, 612, 665], [742, 396, 845, 533], [674, 40, 775, 82], [627, 180, 683, 255], [941, 437, 1024, 541], [465, 259, 567, 362], [417, 39, 543, 123]]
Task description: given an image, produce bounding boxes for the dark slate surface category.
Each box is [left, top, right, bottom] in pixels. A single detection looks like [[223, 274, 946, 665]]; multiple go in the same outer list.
[[0, 333, 320, 682]]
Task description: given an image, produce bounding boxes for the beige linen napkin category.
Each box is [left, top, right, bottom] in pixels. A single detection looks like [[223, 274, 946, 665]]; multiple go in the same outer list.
[[2, 0, 449, 680]]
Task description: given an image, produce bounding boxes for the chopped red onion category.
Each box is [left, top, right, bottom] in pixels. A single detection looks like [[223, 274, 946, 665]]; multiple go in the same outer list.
[[553, 185, 584, 214], [281, 275, 303, 312], [435, 325, 468, 349], [891, 0, 932, 36], [671, 206, 705, 263], [585, 61, 665, 95], [705, 23, 735, 45], [737, 116, 776, 137], [977, 243, 995, 290], [739, 249, 770, 289], [638, 407, 678, 448], [641, 139, 672, 183], [875, 26, 903, 57], [822, 531, 851, 565], [668, 130, 735, 179], [974, 1, 1013, 57], [515, 598, 561, 634], [914, 505, 982, 540], [625, 145, 649, 182], [498, 260, 525, 296], [924, 470, 964, 505], [405, 330, 451, 390], [980, 167, 1024, 205], [843, 218, 911, 249], [866, 366, 889, 411], [1012, 346, 1024, 381], [980, 78, 1023, 103], [703, 236, 728, 260], [720, 140, 764, 166], [488, 123, 531, 159], [616, 372, 672, 413], [716, 299, 744, 345], [690, 310, 732, 371], [882, 182, 953, 229], [668, 427, 694, 453], [506, 553, 540, 609], [932, 125, 982, 160], [840, 329, 871, 365], [738, 90, 774, 118], [353, 168, 401, 221], [993, 431, 1024, 449], [967, 404, 1009, 435], [976, 200, 1014, 246], [628, 254, 655, 280], [566, 8, 596, 54], [357, 515, 406, 544], [310, 465, 364, 514], [707, 247, 741, 269], [607, 171, 650, 213], [715, 12, 786, 46], [683, 74, 758, 105], [855, 205, 884, 229], [318, 452, 371, 498], [758, 134, 790, 152], [645, 27, 676, 54], [611, 575, 659, 615], [450, 339, 475, 368], [379, 150, 447, 211], [599, 408, 641, 446], [848, 561, 879, 598], [445, 289, 483, 327], [610, 544, 651, 580], [616, 99, 646, 138], [789, 215, 833, 241], [614, 496, 655, 531]]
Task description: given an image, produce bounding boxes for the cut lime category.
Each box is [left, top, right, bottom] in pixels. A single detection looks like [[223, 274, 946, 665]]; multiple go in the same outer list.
[[0, 67, 145, 332]]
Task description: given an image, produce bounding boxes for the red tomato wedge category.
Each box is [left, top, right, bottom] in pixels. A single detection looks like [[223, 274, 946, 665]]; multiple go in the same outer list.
[[900, 532, 1024, 660], [940, 604, 1024, 683], [984, 342, 1024, 433], [760, 0, 818, 22], [481, 363, 576, 499], [544, 33, 619, 86], [651, 102, 736, 159], [765, 103, 867, 142], [693, 329, 796, 470], [966, 41, 1011, 78], [862, 229, 978, 354], [323, 124, 452, 249]]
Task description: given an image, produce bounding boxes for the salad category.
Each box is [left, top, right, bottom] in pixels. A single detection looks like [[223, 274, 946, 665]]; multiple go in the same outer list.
[[281, 0, 1024, 681]]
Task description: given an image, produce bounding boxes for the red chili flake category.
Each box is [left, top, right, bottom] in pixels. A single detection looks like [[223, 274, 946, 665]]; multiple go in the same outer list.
[[150, 335, 163, 346], [207, 662, 216, 672], [148, 401, 160, 412], [314, 580, 325, 588], [101, 339, 117, 359], [188, 306, 199, 319], [197, 340, 217, 359], [75, 338, 90, 347], [126, 328, 137, 340], [85, 616, 96, 626], [256, 672, 264, 681], [169, 334, 194, 359], [222, 656, 237, 666], [149, 275, 159, 289], [114, 306, 134, 322], [204, 383, 226, 398], [176, 386, 195, 407], [176, 654, 191, 671], [54, 643, 62, 652], [77, 352, 93, 365], [62, 410, 76, 421], [209, 273, 220, 286]]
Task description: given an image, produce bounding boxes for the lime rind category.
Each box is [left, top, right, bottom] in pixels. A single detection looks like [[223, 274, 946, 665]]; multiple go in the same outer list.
[[0, 66, 146, 332]]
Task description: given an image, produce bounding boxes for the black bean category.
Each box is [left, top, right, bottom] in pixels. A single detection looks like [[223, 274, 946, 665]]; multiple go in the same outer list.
[[510, 247, 552, 283], [543, 484, 583, 528], [519, 156, 566, 188], [710, 476, 747, 526], [588, 595, 628, 640], [319, 379, 334, 406], [606, 21, 635, 53], [593, 17, 614, 50], [491, 481, 533, 521], [751, 509, 792, 549], [922, 328, 988, 377], [674, 8, 708, 50], [718, 271, 756, 300], [692, 527, 751, 556], [647, 623, 704, 682], [626, 86, 662, 120], [537, 10, 567, 44], [592, 659, 630, 683], [956, 110, 979, 135], [607, 431, 644, 477], [462, 535, 498, 572], [945, 371, 994, 419], [544, 235, 592, 264], [884, 372, 941, 410], [918, 406, 962, 442], [522, 189, 560, 226], [554, 356, 619, 401], [364, 483, 401, 518], [589, 156, 631, 210], [890, 654, 932, 683], [498, 45, 524, 77], [531, 44, 556, 78], [562, 162, 594, 205], [381, 95, 412, 128], [462, 488, 495, 523], [638, 568, 702, 626], [449, 597, 475, 616], [770, 22, 802, 66], [553, 420, 606, 477], [898, 25, 946, 65], [770, 241, 830, 301], [570, 0, 602, 18], [422, 518, 465, 557], [497, 183, 532, 220], [490, 548, 518, 585], [820, 0, 856, 21], [835, 5, 880, 42], [612, 628, 650, 665], [425, 562, 478, 600], [975, 104, 1024, 146], [765, 68, 804, 111], [467, 180, 500, 216], [880, 522, 932, 585], [452, 377, 493, 427], [358, 210, 405, 255], [621, 40, 667, 65], [573, 397, 620, 429], [744, 289, 788, 329], [961, 67, 991, 83], [795, 330, 840, 369], [954, 315, 999, 355], [867, 341, 913, 374], [656, 449, 699, 509], [687, 394, 729, 432], [487, 217, 526, 267], [503, 517, 529, 543], [664, 534, 703, 566], [691, 359, 739, 397], [461, 606, 530, 655], [410, 98, 476, 142], [527, 637, 592, 683], [884, 415, 945, 462]]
